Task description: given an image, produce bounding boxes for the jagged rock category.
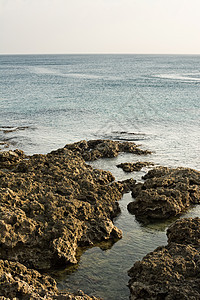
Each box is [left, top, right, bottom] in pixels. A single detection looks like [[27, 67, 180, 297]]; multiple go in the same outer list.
[[116, 161, 153, 172], [113, 178, 137, 194], [0, 149, 26, 169], [127, 167, 200, 220], [0, 148, 122, 270], [64, 140, 151, 161], [128, 217, 200, 300], [0, 140, 151, 298], [0, 259, 100, 299]]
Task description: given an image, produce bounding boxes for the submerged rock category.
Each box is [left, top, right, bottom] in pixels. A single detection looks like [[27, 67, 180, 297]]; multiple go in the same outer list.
[[116, 161, 153, 172], [0, 148, 122, 270], [64, 139, 151, 161], [0, 259, 100, 299], [128, 217, 200, 300], [0, 141, 9, 150], [127, 167, 200, 220]]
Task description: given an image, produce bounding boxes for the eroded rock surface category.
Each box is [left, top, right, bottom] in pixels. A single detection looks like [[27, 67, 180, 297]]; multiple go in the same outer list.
[[0, 149, 26, 169], [0, 139, 151, 298], [0, 259, 99, 299], [0, 148, 123, 270], [128, 217, 200, 300], [128, 167, 200, 220], [64, 139, 151, 161], [116, 162, 153, 172]]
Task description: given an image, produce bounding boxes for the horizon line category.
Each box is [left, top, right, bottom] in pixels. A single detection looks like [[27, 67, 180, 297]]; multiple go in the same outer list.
[[0, 52, 200, 56]]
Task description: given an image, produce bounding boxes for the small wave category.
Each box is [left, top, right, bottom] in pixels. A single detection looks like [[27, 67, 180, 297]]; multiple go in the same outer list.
[[29, 66, 119, 80], [97, 131, 149, 142], [0, 141, 10, 150], [112, 131, 146, 136], [0, 126, 34, 134], [153, 73, 200, 82], [29, 67, 59, 75], [0, 136, 18, 144]]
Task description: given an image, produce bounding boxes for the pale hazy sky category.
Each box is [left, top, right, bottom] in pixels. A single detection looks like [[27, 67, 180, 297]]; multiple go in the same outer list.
[[0, 0, 200, 54]]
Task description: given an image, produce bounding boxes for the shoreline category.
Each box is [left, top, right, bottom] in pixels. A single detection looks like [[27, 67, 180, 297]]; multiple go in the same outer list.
[[0, 139, 200, 299]]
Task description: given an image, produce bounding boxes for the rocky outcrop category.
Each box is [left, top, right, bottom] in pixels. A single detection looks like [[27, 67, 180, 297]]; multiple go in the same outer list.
[[0, 259, 99, 299], [0, 139, 150, 298], [0, 149, 26, 169], [127, 167, 200, 220], [64, 140, 151, 161], [0, 147, 123, 270], [128, 217, 200, 300], [116, 162, 153, 172]]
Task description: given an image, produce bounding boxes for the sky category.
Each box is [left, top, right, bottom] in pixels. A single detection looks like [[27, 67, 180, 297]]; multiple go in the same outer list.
[[0, 0, 200, 54]]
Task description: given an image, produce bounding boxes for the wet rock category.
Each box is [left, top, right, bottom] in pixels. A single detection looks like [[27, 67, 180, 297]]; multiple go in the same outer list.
[[116, 161, 153, 172], [127, 167, 200, 220], [128, 217, 200, 300], [0, 259, 100, 299], [0, 148, 122, 270], [64, 140, 151, 161]]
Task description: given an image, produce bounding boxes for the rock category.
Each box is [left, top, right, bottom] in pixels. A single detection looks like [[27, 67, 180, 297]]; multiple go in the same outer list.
[[127, 167, 200, 220], [167, 217, 200, 246], [0, 149, 26, 169], [0, 148, 122, 270], [128, 217, 200, 300], [64, 140, 151, 161], [113, 178, 137, 194], [0, 140, 151, 298], [116, 161, 154, 172], [0, 259, 100, 299]]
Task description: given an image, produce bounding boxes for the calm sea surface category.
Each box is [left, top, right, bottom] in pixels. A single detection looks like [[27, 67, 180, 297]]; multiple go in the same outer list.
[[0, 54, 200, 299]]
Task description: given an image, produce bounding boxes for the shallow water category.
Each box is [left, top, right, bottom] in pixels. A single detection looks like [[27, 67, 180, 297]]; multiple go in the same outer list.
[[0, 54, 199, 299], [52, 155, 200, 300]]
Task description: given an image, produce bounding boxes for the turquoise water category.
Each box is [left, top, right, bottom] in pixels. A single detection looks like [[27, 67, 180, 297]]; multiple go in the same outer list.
[[0, 54, 199, 169], [0, 55, 200, 299]]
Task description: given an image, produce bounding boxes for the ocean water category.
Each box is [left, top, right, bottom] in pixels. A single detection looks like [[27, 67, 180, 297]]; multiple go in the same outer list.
[[0, 54, 199, 169], [0, 54, 200, 299]]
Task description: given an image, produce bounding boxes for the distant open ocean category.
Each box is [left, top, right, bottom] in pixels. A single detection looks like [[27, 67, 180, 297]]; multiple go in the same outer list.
[[0, 54, 200, 299], [0, 54, 199, 169]]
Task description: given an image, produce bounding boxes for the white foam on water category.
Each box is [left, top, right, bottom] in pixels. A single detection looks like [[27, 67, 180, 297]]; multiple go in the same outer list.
[[29, 66, 60, 75], [28, 66, 120, 80], [153, 73, 200, 82]]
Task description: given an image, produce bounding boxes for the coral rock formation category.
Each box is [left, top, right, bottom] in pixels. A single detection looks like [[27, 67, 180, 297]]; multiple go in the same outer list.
[[0, 148, 122, 270], [0, 139, 150, 298], [128, 217, 200, 300], [128, 167, 200, 220], [0, 259, 99, 299], [64, 139, 151, 161]]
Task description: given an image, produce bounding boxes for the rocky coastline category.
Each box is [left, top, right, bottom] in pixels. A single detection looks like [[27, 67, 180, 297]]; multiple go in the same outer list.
[[0, 139, 147, 299], [128, 166, 200, 221], [0, 139, 200, 299], [128, 217, 200, 299]]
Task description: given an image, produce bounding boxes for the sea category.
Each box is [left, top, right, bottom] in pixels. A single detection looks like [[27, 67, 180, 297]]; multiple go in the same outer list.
[[0, 54, 200, 299]]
